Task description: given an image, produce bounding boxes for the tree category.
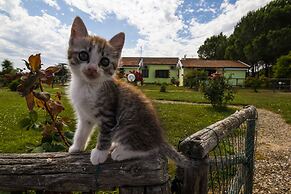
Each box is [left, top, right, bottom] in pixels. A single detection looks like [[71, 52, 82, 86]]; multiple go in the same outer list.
[[225, 0, 291, 76], [198, 33, 228, 59], [200, 0, 291, 77], [1, 59, 14, 74], [273, 51, 291, 78], [54, 63, 70, 86]]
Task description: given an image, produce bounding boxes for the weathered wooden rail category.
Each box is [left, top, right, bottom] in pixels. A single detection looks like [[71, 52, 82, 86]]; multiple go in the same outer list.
[[0, 106, 257, 194], [0, 153, 169, 193]]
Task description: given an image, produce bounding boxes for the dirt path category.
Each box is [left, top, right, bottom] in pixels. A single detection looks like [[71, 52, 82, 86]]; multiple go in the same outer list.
[[253, 109, 291, 194], [154, 100, 291, 193]]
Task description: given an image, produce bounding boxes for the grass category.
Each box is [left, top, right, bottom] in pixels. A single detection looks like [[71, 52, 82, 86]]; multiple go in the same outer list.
[[141, 84, 291, 123], [0, 86, 235, 153], [0, 88, 41, 153]]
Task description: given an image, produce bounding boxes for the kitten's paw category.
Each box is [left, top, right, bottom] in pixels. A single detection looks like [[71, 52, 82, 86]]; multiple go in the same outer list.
[[90, 148, 109, 165], [68, 144, 82, 153], [111, 146, 131, 161]]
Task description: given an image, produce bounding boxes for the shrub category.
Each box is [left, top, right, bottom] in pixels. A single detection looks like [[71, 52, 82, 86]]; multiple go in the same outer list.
[[8, 79, 20, 91], [171, 77, 180, 86], [184, 70, 207, 90], [160, 83, 167, 92], [201, 73, 235, 108], [245, 77, 262, 92]]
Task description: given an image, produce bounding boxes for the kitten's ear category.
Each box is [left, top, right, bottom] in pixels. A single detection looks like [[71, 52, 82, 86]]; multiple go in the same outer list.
[[70, 16, 88, 40], [109, 32, 125, 51]]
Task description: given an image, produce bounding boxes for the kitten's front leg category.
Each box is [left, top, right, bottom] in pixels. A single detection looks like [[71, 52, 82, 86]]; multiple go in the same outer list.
[[69, 118, 94, 153], [90, 118, 116, 165]]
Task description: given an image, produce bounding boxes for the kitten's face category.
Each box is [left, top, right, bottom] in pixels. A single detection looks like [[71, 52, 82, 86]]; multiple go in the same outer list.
[[68, 17, 125, 83]]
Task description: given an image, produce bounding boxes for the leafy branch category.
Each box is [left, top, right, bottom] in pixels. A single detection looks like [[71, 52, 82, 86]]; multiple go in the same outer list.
[[17, 54, 71, 151]]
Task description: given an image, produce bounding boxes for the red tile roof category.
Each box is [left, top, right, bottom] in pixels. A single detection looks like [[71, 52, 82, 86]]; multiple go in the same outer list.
[[180, 58, 249, 68], [119, 57, 179, 67]]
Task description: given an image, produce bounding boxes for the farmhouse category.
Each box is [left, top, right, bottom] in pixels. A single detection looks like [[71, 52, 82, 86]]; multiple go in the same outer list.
[[119, 57, 250, 86], [119, 57, 181, 84], [180, 58, 250, 86]]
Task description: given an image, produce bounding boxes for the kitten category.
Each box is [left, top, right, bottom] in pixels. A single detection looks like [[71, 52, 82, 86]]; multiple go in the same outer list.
[[68, 16, 194, 168]]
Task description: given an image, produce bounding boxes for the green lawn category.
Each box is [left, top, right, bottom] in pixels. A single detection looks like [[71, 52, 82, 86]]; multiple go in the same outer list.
[[141, 84, 291, 123], [1, 83, 289, 153], [0, 86, 235, 153]]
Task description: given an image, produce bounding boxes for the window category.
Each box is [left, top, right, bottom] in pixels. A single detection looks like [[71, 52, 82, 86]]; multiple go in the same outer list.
[[142, 69, 149, 78], [155, 70, 169, 78]]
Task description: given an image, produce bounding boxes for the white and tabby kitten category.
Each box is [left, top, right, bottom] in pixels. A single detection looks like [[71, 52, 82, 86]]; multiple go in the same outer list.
[[68, 17, 193, 167]]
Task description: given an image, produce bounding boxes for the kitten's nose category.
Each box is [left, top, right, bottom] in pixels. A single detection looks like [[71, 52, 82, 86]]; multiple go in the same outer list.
[[83, 65, 99, 79], [87, 66, 97, 72]]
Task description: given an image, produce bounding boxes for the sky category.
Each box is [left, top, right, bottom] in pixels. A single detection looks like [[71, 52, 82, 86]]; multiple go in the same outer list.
[[0, 0, 273, 69]]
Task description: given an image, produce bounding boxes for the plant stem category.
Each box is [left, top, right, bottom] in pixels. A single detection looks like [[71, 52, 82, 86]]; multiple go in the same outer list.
[[39, 80, 70, 147]]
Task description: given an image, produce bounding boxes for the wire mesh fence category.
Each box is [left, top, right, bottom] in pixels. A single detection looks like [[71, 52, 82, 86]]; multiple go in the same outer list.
[[207, 110, 257, 194], [175, 105, 257, 194]]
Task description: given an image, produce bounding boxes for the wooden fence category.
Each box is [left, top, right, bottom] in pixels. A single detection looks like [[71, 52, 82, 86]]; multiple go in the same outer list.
[[0, 106, 257, 194]]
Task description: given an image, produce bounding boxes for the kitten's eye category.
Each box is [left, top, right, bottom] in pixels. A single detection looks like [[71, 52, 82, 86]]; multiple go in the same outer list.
[[78, 51, 89, 62], [99, 57, 110, 67]]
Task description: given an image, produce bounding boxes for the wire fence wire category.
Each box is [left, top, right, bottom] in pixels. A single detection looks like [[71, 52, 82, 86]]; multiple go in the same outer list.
[[207, 118, 257, 194]]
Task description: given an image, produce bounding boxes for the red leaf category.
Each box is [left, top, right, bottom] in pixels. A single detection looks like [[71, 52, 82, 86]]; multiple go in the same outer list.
[[33, 91, 51, 102], [47, 100, 64, 117], [25, 92, 35, 111]]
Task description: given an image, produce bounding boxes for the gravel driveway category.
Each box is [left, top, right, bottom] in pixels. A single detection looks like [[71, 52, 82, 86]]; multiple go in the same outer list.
[[253, 109, 291, 194]]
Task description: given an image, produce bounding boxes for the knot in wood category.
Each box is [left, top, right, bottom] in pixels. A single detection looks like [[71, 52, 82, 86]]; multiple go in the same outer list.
[[129, 164, 142, 174], [46, 158, 53, 163]]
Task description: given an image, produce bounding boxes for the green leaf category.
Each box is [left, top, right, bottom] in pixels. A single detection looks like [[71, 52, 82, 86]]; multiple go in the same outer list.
[[52, 133, 62, 142], [31, 123, 42, 131], [41, 134, 53, 144], [64, 131, 74, 140], [41, 142, 53, 152], [29, 110, 38, 122], [31, 146, 44, 153], [51, 142, 66, 152], [19, 117, 32, 130]]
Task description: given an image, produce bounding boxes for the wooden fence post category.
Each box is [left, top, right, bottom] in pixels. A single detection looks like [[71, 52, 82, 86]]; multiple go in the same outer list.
[[244, 117, 256, 194], [176, 142, 209, 194]]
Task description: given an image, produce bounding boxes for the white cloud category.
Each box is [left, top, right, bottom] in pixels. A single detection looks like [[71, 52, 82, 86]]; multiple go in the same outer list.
[[0, 0, 70, 68], [64, 0, 272, 58], [0, 0, 274, 68], [43, 0, 60, 10], [64, 0, 186, 57]]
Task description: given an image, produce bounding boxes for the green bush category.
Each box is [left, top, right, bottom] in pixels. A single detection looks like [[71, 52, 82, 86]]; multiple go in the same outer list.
[[160, 83, 167, 92], [245, 77, 262, 92], [184, 70, 207, 90], [8, 79, 20, 91], [170, 77, 180, 86], [201, 73, 235, 108]]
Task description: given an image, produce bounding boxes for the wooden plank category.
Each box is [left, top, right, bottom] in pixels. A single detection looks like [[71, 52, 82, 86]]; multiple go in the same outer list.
[[0, 152, 169, 192], [179, 106, 257, 159]]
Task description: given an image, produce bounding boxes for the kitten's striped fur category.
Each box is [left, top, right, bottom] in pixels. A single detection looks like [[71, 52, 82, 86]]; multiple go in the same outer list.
[[68, 17, 195, 167]]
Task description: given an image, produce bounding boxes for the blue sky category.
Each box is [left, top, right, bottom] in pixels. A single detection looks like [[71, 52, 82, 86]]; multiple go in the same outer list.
[[0, 0, 272, 68]]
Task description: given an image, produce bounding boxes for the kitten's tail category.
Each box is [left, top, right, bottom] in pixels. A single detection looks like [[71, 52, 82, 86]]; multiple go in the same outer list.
[[159, 143, 200, 168]]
